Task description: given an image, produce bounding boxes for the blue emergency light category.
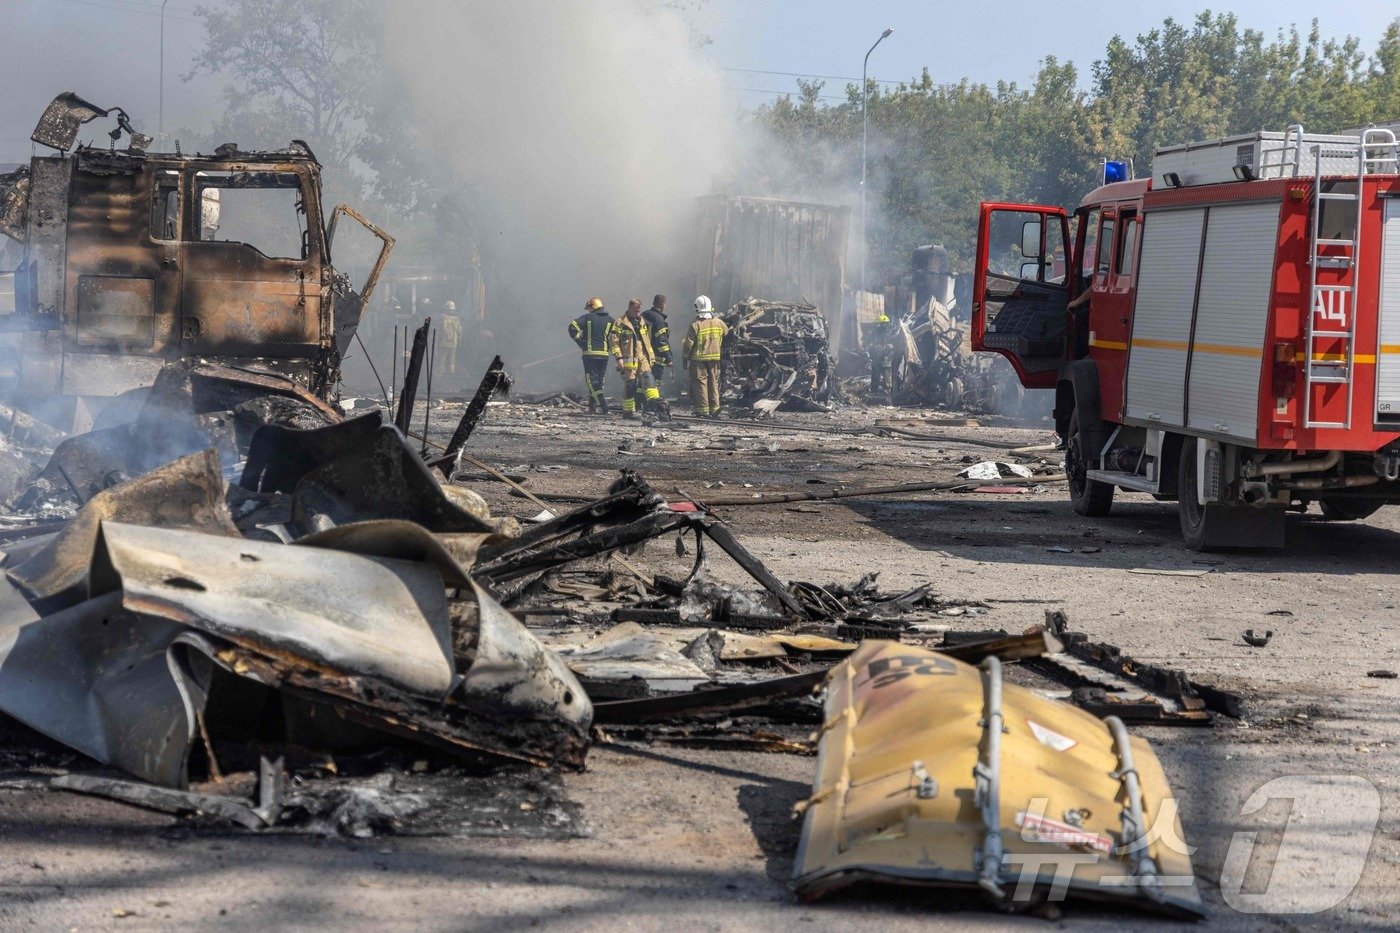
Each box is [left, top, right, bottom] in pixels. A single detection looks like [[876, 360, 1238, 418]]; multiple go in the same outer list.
[[1102, 159, 1131, 185]]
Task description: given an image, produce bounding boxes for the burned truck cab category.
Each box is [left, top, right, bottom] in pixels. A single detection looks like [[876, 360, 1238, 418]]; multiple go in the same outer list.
[[0, 93, 391, 431]]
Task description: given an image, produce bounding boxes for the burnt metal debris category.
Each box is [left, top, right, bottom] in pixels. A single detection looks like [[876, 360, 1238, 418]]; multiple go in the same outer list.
[[719, 298, 833, 412]]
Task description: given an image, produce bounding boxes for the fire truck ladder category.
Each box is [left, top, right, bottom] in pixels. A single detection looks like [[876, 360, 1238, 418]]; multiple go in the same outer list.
[[1303, 129, 1400, 429], [1258, 124, 1305, 178]]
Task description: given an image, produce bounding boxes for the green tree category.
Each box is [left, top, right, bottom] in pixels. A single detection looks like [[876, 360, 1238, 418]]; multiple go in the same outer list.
[[745, 13, 1400, 283], [186, 0, 382, 201]]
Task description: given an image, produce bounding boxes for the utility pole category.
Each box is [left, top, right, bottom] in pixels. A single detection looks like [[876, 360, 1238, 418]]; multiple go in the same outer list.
[[861, 27, 894, 291], [159, 0, 171, 140]]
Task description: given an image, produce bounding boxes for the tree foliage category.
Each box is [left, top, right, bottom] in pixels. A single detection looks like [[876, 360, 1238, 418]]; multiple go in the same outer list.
[[186, 0, 380, 184], [745, 13, 1400, 284]]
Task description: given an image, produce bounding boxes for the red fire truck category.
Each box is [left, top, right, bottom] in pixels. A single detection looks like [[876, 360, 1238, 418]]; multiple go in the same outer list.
[[973, 127, 1400, 548]]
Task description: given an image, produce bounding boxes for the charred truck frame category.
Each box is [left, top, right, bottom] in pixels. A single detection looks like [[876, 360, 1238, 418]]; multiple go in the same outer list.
[[720, 298, 833, 410], [974, 126, 1400, 549], [0, 93, 392, 430]]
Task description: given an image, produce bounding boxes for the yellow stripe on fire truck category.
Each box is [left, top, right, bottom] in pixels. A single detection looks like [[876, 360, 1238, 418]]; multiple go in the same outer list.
[[1103, 336, 1397, 364]]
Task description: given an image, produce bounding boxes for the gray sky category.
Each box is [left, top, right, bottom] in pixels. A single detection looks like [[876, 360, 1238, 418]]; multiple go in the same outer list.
[[0, 0, 211, 158], [1, 0, 1396, 161]]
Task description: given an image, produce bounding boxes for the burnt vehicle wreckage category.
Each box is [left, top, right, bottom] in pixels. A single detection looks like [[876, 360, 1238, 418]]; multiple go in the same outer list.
[[718, 298, 834, 412], [0, 92, 393, 432], [0, 95, 1225, 918]]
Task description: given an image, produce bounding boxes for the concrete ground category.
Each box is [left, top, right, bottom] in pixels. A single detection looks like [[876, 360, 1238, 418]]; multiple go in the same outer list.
[[0, 400, 1395, 930]]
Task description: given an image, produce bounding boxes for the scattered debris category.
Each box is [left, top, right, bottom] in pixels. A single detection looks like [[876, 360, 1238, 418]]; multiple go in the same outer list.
[[1242, 629, 1274, 647], [957, 460, 1034, 481], [1045, 611, 1246, 719], [1367, 669, 1397, 679]]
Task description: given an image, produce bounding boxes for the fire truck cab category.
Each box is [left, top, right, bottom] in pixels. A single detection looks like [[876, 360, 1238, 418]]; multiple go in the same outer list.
[[973, 127, 1400, 548]]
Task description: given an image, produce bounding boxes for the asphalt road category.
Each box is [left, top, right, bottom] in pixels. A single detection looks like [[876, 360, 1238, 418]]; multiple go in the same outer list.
[[0, 401, 1394, 930]]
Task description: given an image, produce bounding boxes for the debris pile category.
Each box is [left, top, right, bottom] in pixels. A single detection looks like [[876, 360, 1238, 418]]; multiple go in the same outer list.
[[895, 300, 1029, 414], [0, 352, 1230, 917], [719, 299, 834, 413], [0, 361, 589, 829]]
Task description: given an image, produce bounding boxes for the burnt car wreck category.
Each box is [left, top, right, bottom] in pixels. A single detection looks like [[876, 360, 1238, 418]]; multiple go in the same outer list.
[[0, 92, 392, 432]]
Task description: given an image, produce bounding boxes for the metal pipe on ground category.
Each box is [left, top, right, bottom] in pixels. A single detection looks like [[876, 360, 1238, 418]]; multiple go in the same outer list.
[[502, 473, 1067, 506], [622, 412, 1046, 451], [695, 474, 1066, 507]]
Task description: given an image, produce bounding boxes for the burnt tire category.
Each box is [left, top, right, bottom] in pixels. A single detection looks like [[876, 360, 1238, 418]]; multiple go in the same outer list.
[[1318, 498, 1383, 521], [1067, 408, 1113, 517]]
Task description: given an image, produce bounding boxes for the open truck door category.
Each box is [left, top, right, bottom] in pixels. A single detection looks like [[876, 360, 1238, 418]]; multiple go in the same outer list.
[[972, 203, 1071, 389]]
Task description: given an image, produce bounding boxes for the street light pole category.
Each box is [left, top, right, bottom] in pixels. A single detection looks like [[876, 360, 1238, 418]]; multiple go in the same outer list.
[[159, 0, 171, 141], [861, 26, 893, 292]]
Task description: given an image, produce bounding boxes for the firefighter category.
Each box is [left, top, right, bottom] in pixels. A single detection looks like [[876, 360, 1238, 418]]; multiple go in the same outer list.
[[391, 297, 412, 336], [683, 295, 727, 417], [440, 300, 462, 377], [869, 311, 898, 401], [608, 298, 668, 420], [642, 294, 672, 390], [569, 297, 613, 413]]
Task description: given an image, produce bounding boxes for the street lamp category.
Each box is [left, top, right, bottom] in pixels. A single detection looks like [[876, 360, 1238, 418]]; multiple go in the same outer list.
[[159, 0, 171, 141], [861, 26, 893, 291]]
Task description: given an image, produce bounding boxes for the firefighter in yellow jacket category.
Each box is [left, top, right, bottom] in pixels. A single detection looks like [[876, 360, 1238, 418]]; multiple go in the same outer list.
[[683, 295, 728, 417], [608, 298, 668, 420]]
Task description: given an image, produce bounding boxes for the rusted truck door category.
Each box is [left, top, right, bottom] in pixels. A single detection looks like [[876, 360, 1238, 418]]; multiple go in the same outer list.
[[57, 158, 184, 398], [179, 169, 324, 366]]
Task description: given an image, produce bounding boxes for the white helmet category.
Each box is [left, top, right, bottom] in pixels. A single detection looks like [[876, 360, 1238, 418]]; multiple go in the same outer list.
[[694, 295, 712, 315]]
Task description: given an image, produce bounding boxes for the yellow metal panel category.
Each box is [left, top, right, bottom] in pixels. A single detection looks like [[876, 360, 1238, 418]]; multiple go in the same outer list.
[[793, 641, 1203, 918]]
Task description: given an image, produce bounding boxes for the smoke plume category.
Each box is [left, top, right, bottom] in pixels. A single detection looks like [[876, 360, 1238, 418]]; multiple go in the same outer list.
[[380, 0, 737, 385]]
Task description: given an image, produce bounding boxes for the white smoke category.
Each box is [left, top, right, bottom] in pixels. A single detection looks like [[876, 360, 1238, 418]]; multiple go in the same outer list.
[[381, 0, 738, 383]]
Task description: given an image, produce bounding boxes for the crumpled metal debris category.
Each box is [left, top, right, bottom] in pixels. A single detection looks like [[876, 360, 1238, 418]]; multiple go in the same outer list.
[[0, 510, 591, 787], [7, 449, 238, 612], [719, 298, 833, 411]]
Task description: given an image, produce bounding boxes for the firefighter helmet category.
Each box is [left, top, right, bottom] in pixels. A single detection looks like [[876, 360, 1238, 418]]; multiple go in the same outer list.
[[585, 297, 604, 311], [694, 295, 712, 314], [877, 313, 890, 323]]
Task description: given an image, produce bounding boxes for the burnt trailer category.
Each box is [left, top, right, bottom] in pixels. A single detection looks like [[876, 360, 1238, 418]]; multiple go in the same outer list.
[[0, 93, 392, 431]]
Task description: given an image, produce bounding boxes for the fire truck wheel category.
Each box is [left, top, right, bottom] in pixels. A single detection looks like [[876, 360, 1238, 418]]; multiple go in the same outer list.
[[1318, 498, 1383, 521], [1177, 438, 1211, 549], [1067, 408, 1113, 516]]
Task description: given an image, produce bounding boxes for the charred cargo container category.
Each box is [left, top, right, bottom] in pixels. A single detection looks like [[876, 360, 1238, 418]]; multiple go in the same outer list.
[[683, 196, 850, 358]]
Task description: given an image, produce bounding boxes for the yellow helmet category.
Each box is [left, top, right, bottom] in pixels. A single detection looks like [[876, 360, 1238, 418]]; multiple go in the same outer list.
[[585, 297, 604, 311], [877, 313, 890, 323]]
